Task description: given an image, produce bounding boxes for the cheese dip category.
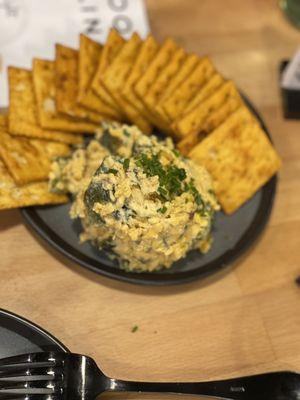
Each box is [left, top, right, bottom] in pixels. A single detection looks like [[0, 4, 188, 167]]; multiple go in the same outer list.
[[49, 123, 219, 272]]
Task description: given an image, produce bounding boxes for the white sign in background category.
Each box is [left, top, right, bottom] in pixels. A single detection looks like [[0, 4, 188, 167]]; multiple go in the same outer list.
[[0, 0, 150, 107]]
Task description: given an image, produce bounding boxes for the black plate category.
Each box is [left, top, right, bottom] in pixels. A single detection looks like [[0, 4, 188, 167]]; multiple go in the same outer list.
[[21, 96, 277, 286], [0, 309, 68, 359]]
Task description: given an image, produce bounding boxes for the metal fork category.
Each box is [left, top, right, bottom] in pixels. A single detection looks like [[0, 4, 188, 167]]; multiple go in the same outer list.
[[0, 352, 299, 400]]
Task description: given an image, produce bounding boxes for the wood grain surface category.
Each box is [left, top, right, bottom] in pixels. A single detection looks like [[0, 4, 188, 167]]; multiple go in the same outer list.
[[0, 0, 299, 394]]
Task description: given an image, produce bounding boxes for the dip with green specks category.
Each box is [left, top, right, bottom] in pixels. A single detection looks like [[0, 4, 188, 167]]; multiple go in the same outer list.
[[49, 123, 219, 272]]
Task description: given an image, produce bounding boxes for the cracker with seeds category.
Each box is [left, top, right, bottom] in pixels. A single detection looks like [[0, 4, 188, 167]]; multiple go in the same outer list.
[[173, 81, 243, 139], [189, 107, 281, 214], [33, 59, 97, 134], [55, 44, 105, 124], [0, 159, 68, 210], [91, 29, 126, 113], [0, 130, 70, 185], [162, 57, 215, 121], [77, 34, 122, 120], [8, 67, 82, 145]]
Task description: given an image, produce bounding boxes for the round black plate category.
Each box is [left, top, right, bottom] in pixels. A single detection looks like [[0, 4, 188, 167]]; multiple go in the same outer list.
[[21, 97, 277, 286], [0, 309, 68, 359]]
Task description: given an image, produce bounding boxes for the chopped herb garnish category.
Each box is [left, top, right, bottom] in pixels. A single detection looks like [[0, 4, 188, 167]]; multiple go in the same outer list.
[[131, 325, 139, 333], [123, 158, 130, 171], [124, 129, 131, 137], [157, 206, 167, 214], [135, 153, 187, 202], [172, 149, 180, 157], [107, 168, 118, 175]]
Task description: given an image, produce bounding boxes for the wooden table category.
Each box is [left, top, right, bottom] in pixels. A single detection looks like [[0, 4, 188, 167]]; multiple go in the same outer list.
[[0, 0, 299, 394]]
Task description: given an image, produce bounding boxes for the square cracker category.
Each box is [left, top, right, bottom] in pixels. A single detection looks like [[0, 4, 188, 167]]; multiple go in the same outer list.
[[0, 159, 67, 210], [134, 37, 180, 134], [143, 47, 187, 113], [189, 107, 281, 214], [101, 33, 151, 133], [173, 81, 243, 139], [121, 34, 159, 128], [77, 34, 122, 120], [184, 72, 225, 114], [162, 57, 215, 121], [155, 53, 200, 121], [33, 59, 98, 134], [0, 130, 70, 185], [8, 67, 82, 145], [91, 29, 126, 113], [134, 37, 179, 100], [55, 44, 106, 124]]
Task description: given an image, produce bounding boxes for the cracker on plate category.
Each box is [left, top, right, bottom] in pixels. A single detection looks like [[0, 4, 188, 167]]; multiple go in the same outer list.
[[189, 107, 281, 214], [184, 73, 225, 114], [143, 47, 187, 116], [101, 33, 151, 132], [91, 28, 126, 113], [0, 159, 68, 210], [121, 34, 159, 128], [55, 44, 105, 123], [134, 37, 179, 100], [0, 130, 70, 185], [77, 34, 122, 120], [173, 81, 243, 139], [155, 53, 200, 121], [162, 57, 215, 121], [33, 59, 97, 134], [8, 67, 82, 145]]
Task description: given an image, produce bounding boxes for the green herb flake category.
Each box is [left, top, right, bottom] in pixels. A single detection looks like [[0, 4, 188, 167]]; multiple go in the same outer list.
[[157, 206, 167, 214], [123, 158, 130, 171], [107, 168, 118, 175], [172, 149, 180, 157], [124, 129, 131, 137], [131, 325, 139, 333]]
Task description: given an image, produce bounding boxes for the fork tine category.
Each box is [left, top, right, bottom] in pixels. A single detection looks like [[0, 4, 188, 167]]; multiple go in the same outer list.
[[0, 379, 62, 395], [0, 367, 58, 380], [0, 353, 55, 368]]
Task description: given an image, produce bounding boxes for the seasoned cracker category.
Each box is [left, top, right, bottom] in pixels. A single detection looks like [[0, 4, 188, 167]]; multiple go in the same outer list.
[[173, 81, 243, 139], [0, 159, 67, 210], [33, 59, 97, 134], [134, 37, 179, 100], [184, 73, 225, 113], [177, 131, 206, 156], [55, 44, 105, 124], [101, 33, 151, 133], [77, 34, 122, 120], [91, 29, 126, 112], [121, 34, 159, 127], [8, 67, 82, 145], [0, 130, 69, 185], [189, 107, 280, 214], [155, 53, 200, 121], [162, 57, 215, 121], [144, 47, 187, 113]]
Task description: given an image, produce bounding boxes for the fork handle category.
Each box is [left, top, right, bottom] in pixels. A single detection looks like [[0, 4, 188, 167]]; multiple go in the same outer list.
[[112, 371, 300, 400]]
